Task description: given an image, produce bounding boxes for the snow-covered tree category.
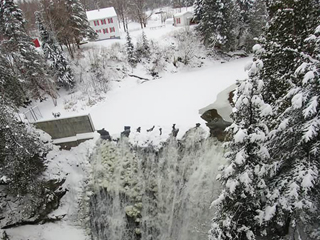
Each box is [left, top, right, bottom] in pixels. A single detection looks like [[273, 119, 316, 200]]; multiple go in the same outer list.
[[126, 31, 137, 67], [235, 0, 254, 24], [196, 0, 238, 51], [232, 0, 255, 50], [35, 11, 75, 88], [244, 0, 267, 52], [259, 0, 320, 108], [210, 59, 273, 240], [65, 0, 97, 44], [262, 25, 320, 239], [145, 40, 167, 78], [136, 31, 150, 60], [0, 98, 47, 196], [194, 0, 203, 22], [0, 48, 26, 107], [40, 0, 97, 58], [173, 27, 203, 66], [0, 0, 57, 100]]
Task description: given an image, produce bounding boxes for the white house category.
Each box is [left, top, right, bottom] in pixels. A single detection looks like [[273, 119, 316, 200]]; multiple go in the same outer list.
[[173, 11, 194, 27], [86, 7, 120, 40]]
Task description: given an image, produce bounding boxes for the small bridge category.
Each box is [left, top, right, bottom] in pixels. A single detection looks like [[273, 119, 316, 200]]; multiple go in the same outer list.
[[35, 114, 95, 149]]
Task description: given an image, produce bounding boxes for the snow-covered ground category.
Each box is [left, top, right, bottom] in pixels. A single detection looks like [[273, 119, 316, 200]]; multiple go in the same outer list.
[[11, 10, 251, 240], [6, 139, 96, 240], [90, 57, 248, 139]]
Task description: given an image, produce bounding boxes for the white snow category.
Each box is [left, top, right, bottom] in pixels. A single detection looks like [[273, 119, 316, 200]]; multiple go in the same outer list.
[[199, 83, 236, 122], [264, 205, 276, 221], [235, 150, 246, 165], [32, 57, 247, 142], [239, 172, 252, 186], [174, 11, 193, 17], [52, 132, 95, 144], [86, 7, 117, 21], [226, 179, 239, 193], [234, 129, 247, 143], [303, 96, 318, 118], [301, 169, 316, 189], [12, 13, 251, 240], [7, 223, 87, 240], [303, 71, 315, 84], [260, 103, 272, 116], [6, 139, 96, 239], [252, 44, 265, 54], [291, 93, 303, 109]]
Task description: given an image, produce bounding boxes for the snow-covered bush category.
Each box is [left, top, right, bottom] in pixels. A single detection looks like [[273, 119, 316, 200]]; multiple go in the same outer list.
[[144, 40, 170, 78], [171, 27, 205, 67], [135, 31, 151, 61], [72, 44, 127, 97]]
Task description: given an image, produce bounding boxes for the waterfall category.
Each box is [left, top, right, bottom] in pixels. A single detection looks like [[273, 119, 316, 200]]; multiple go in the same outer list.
[[87, 127, 226, 240]]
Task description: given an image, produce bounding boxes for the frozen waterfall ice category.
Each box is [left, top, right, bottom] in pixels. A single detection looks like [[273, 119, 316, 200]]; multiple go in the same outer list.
[[86, 127, 226, 240]]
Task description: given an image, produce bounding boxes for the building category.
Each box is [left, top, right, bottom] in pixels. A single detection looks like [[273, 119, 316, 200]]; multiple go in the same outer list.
[[173, 11, 194, 27], [86, 7, 120, 40]]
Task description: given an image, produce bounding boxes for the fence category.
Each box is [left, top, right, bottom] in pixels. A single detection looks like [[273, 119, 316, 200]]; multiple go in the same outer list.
[[23, 106, 43, 123]]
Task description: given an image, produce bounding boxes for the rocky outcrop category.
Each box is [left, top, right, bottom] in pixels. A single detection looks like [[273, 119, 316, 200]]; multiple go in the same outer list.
[[0, 179, 67, 229], [201, 109, 231, 141]]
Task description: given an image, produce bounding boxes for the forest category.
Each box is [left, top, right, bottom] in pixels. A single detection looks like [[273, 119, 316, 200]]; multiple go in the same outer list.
[[0, 0, 320, 239]]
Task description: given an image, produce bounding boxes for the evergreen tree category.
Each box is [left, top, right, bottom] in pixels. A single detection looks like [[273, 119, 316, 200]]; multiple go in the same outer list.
[[126, 31, 137, 67], [35, 11, 75, 88], [244, 0, 267, 52], [65, 0, 97, 45], [259, 0, 320, 108], [194, 0, 203, 22], [262, 25, 320, 239], [0, 47, 26, 107], [233, 0, 255, 50], [196, 0, 238, 51], [141, 31, 150, 57], [0, 0, 56, 100], [0, 97, 47, 196], [235, 0, 254, 24], [210, 59, 273, 240], [136, 31, 150, 60]]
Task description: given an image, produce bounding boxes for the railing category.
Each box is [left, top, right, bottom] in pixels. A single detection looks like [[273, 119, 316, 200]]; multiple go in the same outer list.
[[23, 106, 42, 123], [149, 25, 166, 30]]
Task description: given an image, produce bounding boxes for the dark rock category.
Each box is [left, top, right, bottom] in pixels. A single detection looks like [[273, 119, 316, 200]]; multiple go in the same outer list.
[[97, 128, 111, 141], [201, 109, 231, 141], [52, 112, 61, 118], [1, 179, 67, 229], [159, 128, 162, 135], [147, 126, 155, 132], [228, 90, 235, 107], [1, 230, 9, 240], [136, 127, 141, 133], [121, 126, 131, 138], [172, 124, 179, 137]]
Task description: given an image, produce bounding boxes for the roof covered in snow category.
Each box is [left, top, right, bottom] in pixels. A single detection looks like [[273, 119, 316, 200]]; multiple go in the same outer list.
[[174, 11, 194, 17], [86, 7, 117, 21]]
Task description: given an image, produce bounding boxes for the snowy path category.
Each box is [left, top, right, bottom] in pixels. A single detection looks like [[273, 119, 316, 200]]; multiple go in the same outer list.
[[90, 57, 249, 138]]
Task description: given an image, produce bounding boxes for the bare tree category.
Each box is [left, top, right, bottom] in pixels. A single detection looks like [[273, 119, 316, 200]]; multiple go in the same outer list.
[[17, 0, 41, 34], [129, 0, 153, 29], [111, 0, 129, 32], [40, 0, 97, 58]]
